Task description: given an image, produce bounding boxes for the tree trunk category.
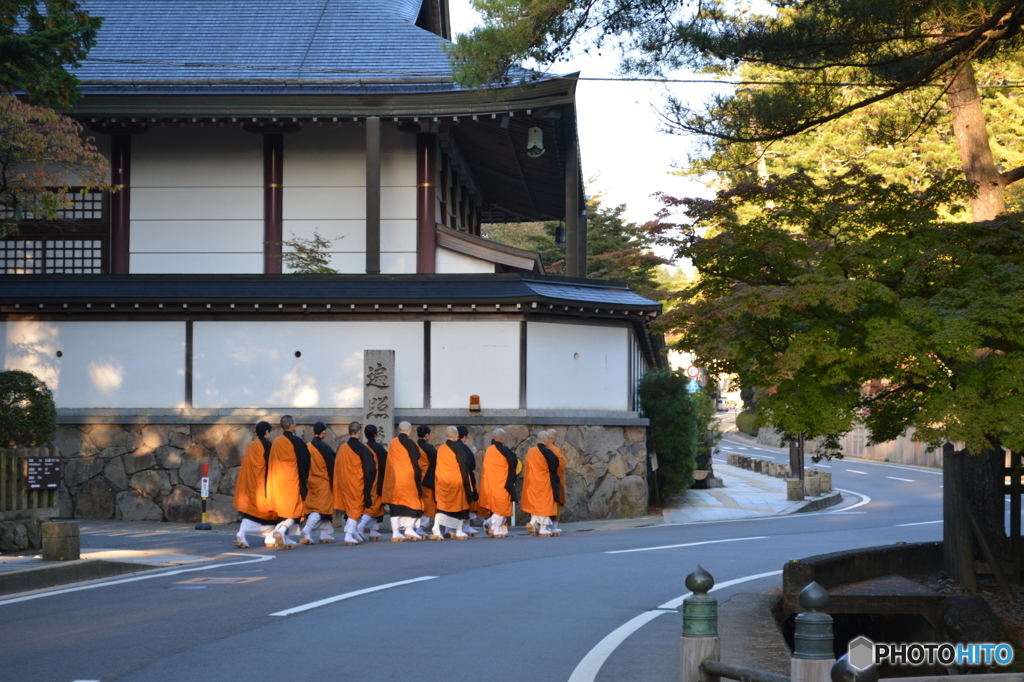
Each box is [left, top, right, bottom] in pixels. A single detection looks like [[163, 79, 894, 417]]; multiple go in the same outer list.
[[946, 61, 1005, 220], [964, 447, 1008, 563]]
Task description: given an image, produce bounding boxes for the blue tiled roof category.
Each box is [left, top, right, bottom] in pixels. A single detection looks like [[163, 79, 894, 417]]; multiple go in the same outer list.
[[73, 0, 479, 95], [0, 274, 662, 311]]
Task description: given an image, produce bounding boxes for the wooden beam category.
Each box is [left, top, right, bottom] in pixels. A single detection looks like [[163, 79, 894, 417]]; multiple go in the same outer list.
[[366, 116, 381, 274], [110, 135, 131, 273], [563, 105, 581, 278], [263, 134, 283, 274], [416, 133, 437, 273]]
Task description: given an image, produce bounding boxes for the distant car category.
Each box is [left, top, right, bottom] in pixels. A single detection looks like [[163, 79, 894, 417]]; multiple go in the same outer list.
[[716, 398, 728, 411]]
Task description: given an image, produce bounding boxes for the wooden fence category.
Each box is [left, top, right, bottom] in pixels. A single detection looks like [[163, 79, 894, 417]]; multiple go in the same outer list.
[[0, 447, 60, 522]]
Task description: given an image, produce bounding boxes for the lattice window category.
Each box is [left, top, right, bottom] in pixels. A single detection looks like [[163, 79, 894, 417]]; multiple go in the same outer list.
[[0, 238, 104, 274], [1, 190, 106, 221]]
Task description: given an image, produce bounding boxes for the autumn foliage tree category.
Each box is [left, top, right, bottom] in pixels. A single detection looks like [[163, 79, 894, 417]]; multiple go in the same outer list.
[[0, 0, 109, 236], [651, 169, 1024, 556]]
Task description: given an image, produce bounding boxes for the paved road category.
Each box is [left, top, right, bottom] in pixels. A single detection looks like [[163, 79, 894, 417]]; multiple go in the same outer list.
[[0, 436, 952, 682]]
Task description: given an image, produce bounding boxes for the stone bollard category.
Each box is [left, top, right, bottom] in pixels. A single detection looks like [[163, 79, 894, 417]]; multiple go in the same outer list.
[[805, 475, 821, 497], [786, 478, 805, 501], [681, 566, 721, 682], [41, 521, 80, 561], [727, 453, 737, 467], [792, 582, 835, 682], [818, 472, 832, 493]]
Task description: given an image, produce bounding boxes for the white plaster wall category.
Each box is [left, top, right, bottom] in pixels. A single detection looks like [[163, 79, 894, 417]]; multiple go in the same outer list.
[[131, 126, 263, 273], [526, 322, 629, 410], [282, 125, 417, 274], [1, 321, 185, 408], [435, 246, 494, 274], [431, 321, 519, 409], [192, 321, 424, 409]]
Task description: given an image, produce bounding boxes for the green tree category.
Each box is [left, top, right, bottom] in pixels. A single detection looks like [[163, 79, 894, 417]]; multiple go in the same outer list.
[[638, 368, 715, 497], [451, 1, 1024, 219], [651, 168, 1024, 558], [484, 196, 668, 299], [279, 230, 339, 274], [0, 0, 102, 108], [0, 1, 109, 235], [0, 369, 57, 447]]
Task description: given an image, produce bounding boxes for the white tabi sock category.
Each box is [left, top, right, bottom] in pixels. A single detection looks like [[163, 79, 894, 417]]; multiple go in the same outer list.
[[390, 516, 403, 538], [318, 519, 335, 540], [303, 512, 321, 540]]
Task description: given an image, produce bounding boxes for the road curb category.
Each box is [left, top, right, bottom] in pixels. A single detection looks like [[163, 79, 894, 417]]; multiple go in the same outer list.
[[0, 559, 157, 597], [791, 491, 843, 513]]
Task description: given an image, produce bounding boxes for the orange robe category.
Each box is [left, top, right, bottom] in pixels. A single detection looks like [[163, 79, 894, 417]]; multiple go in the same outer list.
[[460, 442, 480, 514], [267, 433, 308, 520], [233, 437, 276, 521], [478, 443, 516, 517], [304, 442, 334, 516], [383, 435, 423, 515], [521, 445, 560, 517], [366, 439, 387, 518], [417, 440, 437, 517], [334, 438, 374, 519], [434, 442, 470, 514], [550, 443, 568, 513]]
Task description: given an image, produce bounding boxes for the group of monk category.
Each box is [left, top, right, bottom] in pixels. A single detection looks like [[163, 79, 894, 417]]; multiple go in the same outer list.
[[232, 416, 568, 549]]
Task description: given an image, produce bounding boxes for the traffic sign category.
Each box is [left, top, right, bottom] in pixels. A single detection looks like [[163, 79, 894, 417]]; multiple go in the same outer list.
[[685, 365, 700, 378]]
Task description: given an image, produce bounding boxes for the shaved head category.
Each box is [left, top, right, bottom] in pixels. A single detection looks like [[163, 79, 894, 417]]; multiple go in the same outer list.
[[537, 430, 551, 444], [398, 421, 412, 435], [445, 425, 459, 440], [492, 428, 506, 441]]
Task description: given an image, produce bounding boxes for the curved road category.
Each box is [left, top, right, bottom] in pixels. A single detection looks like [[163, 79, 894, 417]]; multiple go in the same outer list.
[[1, 435, 946, 682]]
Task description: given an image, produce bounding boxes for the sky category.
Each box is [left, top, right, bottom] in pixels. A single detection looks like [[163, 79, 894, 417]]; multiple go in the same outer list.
[[446, 1, 721, 231]]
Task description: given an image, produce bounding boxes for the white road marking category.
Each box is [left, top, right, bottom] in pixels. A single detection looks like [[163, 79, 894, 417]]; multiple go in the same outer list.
[[605, 536, 768, 555], [897, 520, 942, 527], [845, 459, 943, 476], [846, 469, 868, 474], [0, 553, 273, 608], [834, 488, 872, 511], [567, 570, 783, 682], [887, 476, 915, 482], [827, 511, 866, 515], [269, 576, 437, 616], [813, 463, 831, 468]]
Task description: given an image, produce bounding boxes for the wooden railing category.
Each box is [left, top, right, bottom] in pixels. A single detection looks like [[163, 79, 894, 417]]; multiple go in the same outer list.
[[0, 447, 60, 521]]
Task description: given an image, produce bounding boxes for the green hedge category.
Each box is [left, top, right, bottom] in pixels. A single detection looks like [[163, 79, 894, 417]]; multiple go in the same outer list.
[[0, 369, 57, 447], [638, 369, 714, 497], [735, 410, 759, 437]]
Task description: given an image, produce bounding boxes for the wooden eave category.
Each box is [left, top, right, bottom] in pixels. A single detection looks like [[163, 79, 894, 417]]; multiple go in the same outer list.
[[435, 225, 543, 273]]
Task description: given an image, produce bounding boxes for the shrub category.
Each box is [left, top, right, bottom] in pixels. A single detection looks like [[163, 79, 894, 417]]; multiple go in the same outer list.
[[638, 369, 714, 496], [736, 410, 759, 437], [0, 370, 57, 447]]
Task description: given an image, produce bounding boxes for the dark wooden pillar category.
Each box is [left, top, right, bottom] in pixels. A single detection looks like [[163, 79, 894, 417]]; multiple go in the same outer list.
[[416, 133, 437, 273], [366, 116, 381, 274], [563, 105, 582, 278], [263, 134, 284, 274], [110, 134, 131, 273]]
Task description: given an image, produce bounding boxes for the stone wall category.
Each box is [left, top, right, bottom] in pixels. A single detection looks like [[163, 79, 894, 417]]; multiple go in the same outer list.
[[53, 422, 649, 524]]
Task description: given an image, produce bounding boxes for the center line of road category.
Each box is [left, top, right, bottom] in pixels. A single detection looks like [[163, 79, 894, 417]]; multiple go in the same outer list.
[[846, 469, 868, 474], [887, 476, 915, 482], [270, 576, 437, 616], [897, 520, 943, 527], [567, 570, 783, 682], [604, 536, 768, 555]]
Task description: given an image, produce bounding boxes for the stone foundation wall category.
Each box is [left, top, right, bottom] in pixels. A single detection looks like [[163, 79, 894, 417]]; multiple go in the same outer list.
[[53, 422, 649, 524]]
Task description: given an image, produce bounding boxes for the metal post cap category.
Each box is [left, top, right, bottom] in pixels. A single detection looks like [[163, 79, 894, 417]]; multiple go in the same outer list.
[[799, 581, 830, 610], [686, 565, 715, 594], [832, 654, 878, 682]]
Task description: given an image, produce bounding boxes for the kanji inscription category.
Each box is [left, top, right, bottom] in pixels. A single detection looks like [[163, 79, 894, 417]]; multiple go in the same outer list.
[[363, 350, 395, 444]]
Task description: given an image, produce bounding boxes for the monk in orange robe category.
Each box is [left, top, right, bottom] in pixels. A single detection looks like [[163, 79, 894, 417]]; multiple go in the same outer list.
[[521, 430, 561, 537], [456, 426, 480, 536], [362, 424, 388, 541], [233, 421, 277, 548], [334, 421, 376, 545], [301, 422, 336, 545], [430, 426, 476, 540], [382, 421, 424, 542], [478, 428, 519, 538], [267, 414, 310, 549], [546, 430, 568, 537], [416, 424, 438, 539]]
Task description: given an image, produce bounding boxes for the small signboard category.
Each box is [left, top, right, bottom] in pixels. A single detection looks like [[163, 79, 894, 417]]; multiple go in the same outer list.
[[25, 457, 62, 490], [200, 476, 210, 498], [686, 378, 701, 393]]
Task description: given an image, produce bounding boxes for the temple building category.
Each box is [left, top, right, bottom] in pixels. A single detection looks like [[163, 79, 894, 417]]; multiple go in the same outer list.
[[0, 0, 665, 523]]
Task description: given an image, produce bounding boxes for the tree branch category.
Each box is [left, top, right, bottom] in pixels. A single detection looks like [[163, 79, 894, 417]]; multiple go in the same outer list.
[[999, 165, 1024, 186]]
